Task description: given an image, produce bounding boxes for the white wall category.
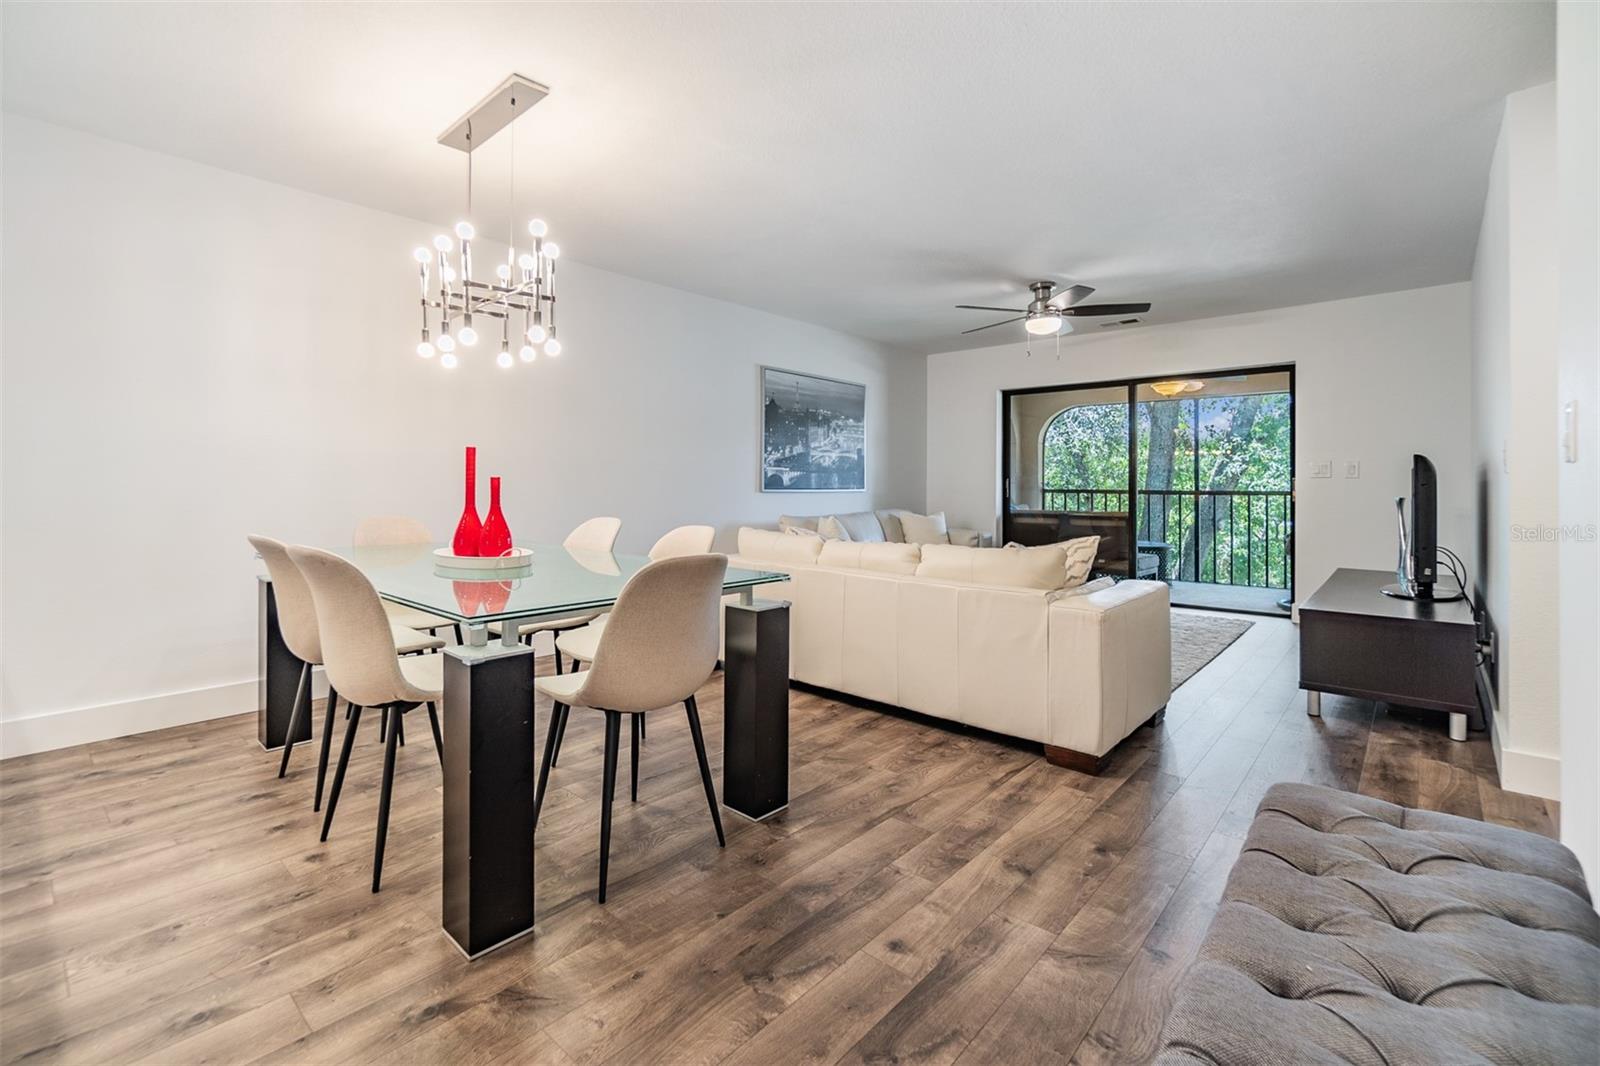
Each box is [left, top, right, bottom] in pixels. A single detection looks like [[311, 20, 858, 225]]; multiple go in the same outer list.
[[924, 283, 1475, 620], [1556, 1, 1599, 883], [0, 115, 926, 755], [1470, 82, 1563, 799]]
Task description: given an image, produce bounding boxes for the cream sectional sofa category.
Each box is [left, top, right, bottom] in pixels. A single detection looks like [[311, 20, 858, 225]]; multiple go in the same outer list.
[[731, 528, 1172, 772]]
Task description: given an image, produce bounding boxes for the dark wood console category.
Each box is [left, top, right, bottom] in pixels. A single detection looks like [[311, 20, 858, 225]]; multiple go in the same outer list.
[[1298, 567, 1479, 740]]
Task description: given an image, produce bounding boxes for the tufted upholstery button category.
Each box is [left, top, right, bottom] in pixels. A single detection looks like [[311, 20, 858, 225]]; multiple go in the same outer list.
[[1155, 784, 1600, 1065]]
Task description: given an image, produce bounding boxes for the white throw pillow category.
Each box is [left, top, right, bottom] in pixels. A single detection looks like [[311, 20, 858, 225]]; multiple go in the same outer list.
[[900, 511, 950, 545], [1060, 536, 1100, 588], [778, 514, 820, 534], [816, 515, 854, 542]]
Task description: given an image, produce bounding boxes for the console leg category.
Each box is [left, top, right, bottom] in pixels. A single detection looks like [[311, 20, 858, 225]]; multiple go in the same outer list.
[[1305, 690, 1321, 718], [1449, 712, 1468, 742]]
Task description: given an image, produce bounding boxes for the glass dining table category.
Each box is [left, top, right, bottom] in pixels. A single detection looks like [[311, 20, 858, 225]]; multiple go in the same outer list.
[[256, 542, 791, 960]]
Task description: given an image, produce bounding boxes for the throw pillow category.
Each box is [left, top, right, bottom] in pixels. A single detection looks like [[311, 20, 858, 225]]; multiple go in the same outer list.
[[900, 511, 950, 545], [817, 515, 854, 542], [778, 514, 820, 534], [783, 526, 823, 538], [1060, 535, 1099, 588]]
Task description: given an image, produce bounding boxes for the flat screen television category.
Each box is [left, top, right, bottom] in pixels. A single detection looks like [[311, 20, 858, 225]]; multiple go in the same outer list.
[[1383, 454, 1459, 601]]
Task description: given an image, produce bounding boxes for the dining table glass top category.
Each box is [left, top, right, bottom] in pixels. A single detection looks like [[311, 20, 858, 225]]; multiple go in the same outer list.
[[336, 542, 785, 627]]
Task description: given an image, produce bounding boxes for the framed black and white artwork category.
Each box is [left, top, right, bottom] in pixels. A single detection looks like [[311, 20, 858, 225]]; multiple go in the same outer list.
[[760, 367, 866, 492]]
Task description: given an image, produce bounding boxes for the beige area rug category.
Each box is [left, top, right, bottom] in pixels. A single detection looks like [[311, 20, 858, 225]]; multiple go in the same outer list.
[[1171, 613, 1254, 690]]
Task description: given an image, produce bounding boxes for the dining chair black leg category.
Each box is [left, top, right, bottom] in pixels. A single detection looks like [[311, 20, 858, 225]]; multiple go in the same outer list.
[[378, 706, 387, 742], [372, 705, 401, 893], [598, 710, 622, 903], [320, 705, 363, 841], [553, 648, 564, 676], [396, 713, 405, 747], [550, 702, 570, 766], [453, 623, 464, 645], [534, 702, 562, 826], [684, 695, 725, 847], [427, 702, 444, 768], [278, 661, 312, 778], [639, 715, 646, 741], [631, 714, 640, 802], [314, 688, 339, 812]]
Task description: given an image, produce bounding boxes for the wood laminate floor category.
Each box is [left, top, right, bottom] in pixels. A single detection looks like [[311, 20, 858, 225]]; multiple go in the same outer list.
[[0, 614, 1557, 1065]]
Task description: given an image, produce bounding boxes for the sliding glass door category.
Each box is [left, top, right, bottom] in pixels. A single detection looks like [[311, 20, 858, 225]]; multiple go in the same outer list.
[[1002, 367, 1294, 613]]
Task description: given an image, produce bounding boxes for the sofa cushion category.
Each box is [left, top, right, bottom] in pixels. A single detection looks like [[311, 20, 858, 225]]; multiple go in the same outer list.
[[1155, 783, 1600, 1066], [817, 515, 854, 542], [738, 527, 823, 566], [778, 514, 820, 533], [900, 511, 951, 545], [818, 540, 921, 575], [917, 543, 1071, 591]]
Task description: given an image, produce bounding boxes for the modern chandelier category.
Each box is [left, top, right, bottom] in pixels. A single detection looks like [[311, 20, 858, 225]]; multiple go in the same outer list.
[[412, 75, 564, 370]]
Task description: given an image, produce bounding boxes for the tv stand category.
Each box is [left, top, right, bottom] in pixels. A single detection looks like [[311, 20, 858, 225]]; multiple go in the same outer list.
[[1299, 568, 1479, 741]]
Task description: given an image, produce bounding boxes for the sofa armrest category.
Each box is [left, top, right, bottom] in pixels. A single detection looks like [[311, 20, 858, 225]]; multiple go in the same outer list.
[[1046, 579, 1171, 759]]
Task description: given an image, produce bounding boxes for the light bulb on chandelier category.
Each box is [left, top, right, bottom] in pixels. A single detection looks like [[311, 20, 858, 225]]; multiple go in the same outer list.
[[409, 74, 566, 371]]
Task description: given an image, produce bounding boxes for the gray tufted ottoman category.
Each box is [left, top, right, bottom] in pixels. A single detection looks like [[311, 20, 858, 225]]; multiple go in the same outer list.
[[1155, 783, 1599, 1065]]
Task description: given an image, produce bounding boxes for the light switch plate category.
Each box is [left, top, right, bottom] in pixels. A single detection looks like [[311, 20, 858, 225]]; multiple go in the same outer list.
[[1310, 460, 1333, 478], [1344, 460, 1360, 479]]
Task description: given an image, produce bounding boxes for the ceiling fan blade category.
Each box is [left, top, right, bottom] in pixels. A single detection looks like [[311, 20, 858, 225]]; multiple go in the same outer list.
[[1062, 302, 1152, 317], [956, 304, 1026, 313], [1048, 284, 1096, 308], [960, 316, 1027, 335]]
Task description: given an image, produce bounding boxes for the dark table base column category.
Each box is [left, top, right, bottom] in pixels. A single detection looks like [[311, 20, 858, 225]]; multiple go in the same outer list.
[[722, 600, 790, 821], [258, 576, 311, 751], [442, 640, 537, 959]]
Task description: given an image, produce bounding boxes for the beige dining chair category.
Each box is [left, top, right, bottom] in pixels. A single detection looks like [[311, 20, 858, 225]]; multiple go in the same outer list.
[[353, 515, 462, 642], [486, 517, 623, 669], [531, 553, 729, 903], [249, 536, 443, 810], [551, 524, 716, 753], [288, 545, 447, 893]]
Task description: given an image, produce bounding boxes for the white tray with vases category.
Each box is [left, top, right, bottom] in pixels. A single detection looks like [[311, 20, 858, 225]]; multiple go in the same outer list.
[[432, 547, 533, 570]]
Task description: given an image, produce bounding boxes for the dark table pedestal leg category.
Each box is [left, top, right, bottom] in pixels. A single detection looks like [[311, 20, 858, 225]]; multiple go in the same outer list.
[[442, 641, 537, 959], [258, 576, 311, 751], [722, 600, 790, 821]]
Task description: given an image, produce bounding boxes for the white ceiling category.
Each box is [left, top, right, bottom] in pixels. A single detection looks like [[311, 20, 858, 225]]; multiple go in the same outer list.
[[1, 1, 1554, 354]]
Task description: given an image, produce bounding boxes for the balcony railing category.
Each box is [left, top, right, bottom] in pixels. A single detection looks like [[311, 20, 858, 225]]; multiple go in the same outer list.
[[1041, 487, 1292, 589]]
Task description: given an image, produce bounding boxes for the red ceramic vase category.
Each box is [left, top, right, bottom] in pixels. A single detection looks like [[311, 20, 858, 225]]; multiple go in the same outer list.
[[452, 446, 482, 556], [452, 579, 486, 616], [479, 476, 513, 557]]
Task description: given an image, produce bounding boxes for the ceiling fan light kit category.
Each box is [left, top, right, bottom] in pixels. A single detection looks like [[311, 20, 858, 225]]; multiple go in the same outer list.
[[412, 74, 565, 371], [1149, 379, 1206, 397], [955, 280, 1152, 342]]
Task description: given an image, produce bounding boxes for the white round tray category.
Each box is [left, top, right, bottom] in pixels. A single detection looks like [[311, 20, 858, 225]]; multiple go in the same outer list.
[[431, 547, 533, 570]]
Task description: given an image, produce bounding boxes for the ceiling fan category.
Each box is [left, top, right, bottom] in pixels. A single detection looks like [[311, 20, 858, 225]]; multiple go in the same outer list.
[[957, 281, 1152, 336]]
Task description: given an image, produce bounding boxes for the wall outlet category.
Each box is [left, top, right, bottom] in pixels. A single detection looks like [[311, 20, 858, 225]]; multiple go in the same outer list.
[[1343, 460, 1360, 479], [1310, 460, 1333, 478]]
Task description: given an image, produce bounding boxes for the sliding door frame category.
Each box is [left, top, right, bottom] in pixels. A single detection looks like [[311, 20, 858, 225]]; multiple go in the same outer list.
[[999, 362, 1297, 613]]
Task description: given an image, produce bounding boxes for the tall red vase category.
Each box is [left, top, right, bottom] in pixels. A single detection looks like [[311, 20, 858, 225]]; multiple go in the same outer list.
[[452, 446, 483, 556], [479, 476, 513, 557]]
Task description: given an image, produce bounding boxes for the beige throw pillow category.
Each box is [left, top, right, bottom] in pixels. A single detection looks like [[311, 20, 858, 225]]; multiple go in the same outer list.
[[816, 515, 853, 542], [1060, 536, 1100, 588], [900, 511, 950, 545]]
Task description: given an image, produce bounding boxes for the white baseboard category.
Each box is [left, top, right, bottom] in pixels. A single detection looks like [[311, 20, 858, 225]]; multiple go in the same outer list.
[[0, 670, 330, 759], [1497, 744, 1561, 801]]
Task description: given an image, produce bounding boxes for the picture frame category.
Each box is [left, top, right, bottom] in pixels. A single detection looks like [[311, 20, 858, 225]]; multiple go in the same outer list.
[[760, 366, 867, 492]]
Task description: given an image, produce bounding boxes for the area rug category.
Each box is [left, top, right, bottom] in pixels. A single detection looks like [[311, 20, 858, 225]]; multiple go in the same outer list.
[[1171, 613, 1254, 690]]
